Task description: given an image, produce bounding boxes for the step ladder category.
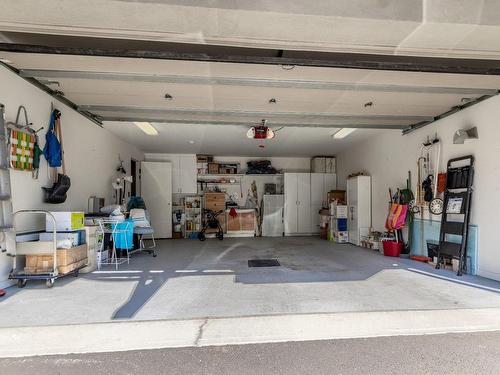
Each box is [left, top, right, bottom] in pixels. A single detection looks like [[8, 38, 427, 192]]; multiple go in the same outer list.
[[0, 104, 14, 294], [436, 155, 474, 276]]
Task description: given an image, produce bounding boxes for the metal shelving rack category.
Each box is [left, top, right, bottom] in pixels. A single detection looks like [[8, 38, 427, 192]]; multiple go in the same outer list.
[[183, 196, 202, 238]]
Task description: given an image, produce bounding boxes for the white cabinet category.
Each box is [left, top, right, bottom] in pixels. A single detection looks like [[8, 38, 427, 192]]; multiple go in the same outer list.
[[177, 155, 197, 194], [141, 162, 173, 238], [284, 173, 311, 235], [148, 154, 197, 194], [347, 175, 371, 246], [310, 173, 337, 234]]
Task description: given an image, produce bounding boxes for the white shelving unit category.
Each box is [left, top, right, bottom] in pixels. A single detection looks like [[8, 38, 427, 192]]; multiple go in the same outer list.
[[184, 196, 202, 238]]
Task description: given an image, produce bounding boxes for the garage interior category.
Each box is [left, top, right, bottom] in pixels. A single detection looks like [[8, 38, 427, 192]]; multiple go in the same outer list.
[[1, 1, 500, 333]]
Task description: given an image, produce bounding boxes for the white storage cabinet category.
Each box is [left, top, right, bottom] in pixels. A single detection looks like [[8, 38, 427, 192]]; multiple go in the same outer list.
[[284, 173, 311, 235], [347, 175, 372, 246], [146, 154, 197, 194]]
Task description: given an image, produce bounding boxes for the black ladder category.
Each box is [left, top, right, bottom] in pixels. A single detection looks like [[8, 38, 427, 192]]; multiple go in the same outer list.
[[436, 155, 474, 276]]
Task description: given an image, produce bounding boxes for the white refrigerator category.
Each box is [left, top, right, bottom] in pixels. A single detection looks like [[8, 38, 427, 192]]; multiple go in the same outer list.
[[347, 175, 371, 246], [262, 194, 284, 237]]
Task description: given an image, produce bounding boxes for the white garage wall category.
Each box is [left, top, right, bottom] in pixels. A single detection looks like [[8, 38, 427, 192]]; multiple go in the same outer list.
[[337, 95, 500, 281], [0, 65, 143, 288]]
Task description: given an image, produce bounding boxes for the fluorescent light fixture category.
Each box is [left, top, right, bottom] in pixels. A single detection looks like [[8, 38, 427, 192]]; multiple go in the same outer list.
[[134, 122, 158, 136], [332, 128, 356, 139]]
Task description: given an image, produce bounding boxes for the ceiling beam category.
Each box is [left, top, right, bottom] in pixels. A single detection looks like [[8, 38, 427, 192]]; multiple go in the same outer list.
[[0, 62, 102, 127], [99, 117, 407, 130], [18, 69, 498, 96], [81, 105, 432, 123], [3, 43, 500, 75], [402, 94, 494, 135]]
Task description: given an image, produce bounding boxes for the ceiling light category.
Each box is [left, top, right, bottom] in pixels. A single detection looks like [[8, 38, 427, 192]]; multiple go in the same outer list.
[[187, 140, 195, 144], [332, 128, 356, 139], [164, 93, 173, 100], [134, 122, 158, 136]]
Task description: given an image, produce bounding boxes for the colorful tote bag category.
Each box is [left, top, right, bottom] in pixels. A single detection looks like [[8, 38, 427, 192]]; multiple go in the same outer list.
[[9, 129, 35, 171]]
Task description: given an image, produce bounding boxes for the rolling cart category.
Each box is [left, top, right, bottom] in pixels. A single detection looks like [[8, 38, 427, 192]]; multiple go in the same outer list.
[[9, 210, 85, 288]]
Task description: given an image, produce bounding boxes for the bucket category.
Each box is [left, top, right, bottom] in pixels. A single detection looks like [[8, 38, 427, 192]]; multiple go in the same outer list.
[[382, 240, 403, 257]]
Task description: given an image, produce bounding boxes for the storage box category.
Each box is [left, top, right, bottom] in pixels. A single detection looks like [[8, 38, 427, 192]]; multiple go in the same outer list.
[[311, 157, 326, 173], [325, 158, 336, 174], [330, 204, 348, 219], [328, 190, 346, 204], [24, 244, 88, 273], [208, 163, 219, 174], [332, 231, 349, 243], [331, 218, 348, 231], [197, 154, 213, 163], [39, 231, 84, 247], [46, 212, 85, 232], [311, 157, 336, 173], [382, 240, 403, 257]]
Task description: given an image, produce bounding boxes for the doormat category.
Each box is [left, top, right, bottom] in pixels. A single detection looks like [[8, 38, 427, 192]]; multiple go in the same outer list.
[[248, 259, 280, 268]]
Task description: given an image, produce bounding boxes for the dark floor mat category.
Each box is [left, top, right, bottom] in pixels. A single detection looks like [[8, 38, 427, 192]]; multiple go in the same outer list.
[[248, 259, 281, 268]]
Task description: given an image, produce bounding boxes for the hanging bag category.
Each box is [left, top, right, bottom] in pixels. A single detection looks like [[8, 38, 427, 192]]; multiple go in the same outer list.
[[6, 106, 36, 172], [42, 109, 71, 203]]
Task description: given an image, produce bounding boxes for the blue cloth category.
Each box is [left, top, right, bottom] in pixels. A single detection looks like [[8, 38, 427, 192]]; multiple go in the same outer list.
[[43, 110, 62, 168], [112, 219, 134, 250]]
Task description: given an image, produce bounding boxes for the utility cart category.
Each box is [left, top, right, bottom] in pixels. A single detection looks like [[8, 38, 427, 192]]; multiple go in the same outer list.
[[9, 210, 86, 288]]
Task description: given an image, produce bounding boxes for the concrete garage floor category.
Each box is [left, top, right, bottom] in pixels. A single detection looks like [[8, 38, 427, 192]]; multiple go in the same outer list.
[[1, 237, 500, 328]]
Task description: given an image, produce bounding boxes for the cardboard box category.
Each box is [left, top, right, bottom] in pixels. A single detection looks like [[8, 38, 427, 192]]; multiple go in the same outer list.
[[208, 163, 219, 174], [311, 157, 336, 173], [46, 212, 85, 232], [311, 157, 326, 173], [325, 158, 336, 174], [58, 258, 87, 274], [25, 244, 88, 272], [328, 190, 346, 204], [197, 154, 213, 163]]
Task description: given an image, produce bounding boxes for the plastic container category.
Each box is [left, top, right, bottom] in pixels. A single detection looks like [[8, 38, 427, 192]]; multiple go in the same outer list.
[[382, 240, 403, 257]]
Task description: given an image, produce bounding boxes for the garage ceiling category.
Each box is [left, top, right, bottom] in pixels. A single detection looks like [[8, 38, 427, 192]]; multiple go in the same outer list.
[[1, 1, 500, 155], [2, 1, 500, 59], [0, 51, 499, 155]]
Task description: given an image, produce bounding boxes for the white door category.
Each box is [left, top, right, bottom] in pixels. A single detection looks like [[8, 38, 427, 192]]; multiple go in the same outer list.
[[179, 155, 197, 194], [310, 173, 324, 234], [141, 162, 172, 238], [347, 178, 359, 245], [297, 173, 311, 234], [284, 173, 298, 234]]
